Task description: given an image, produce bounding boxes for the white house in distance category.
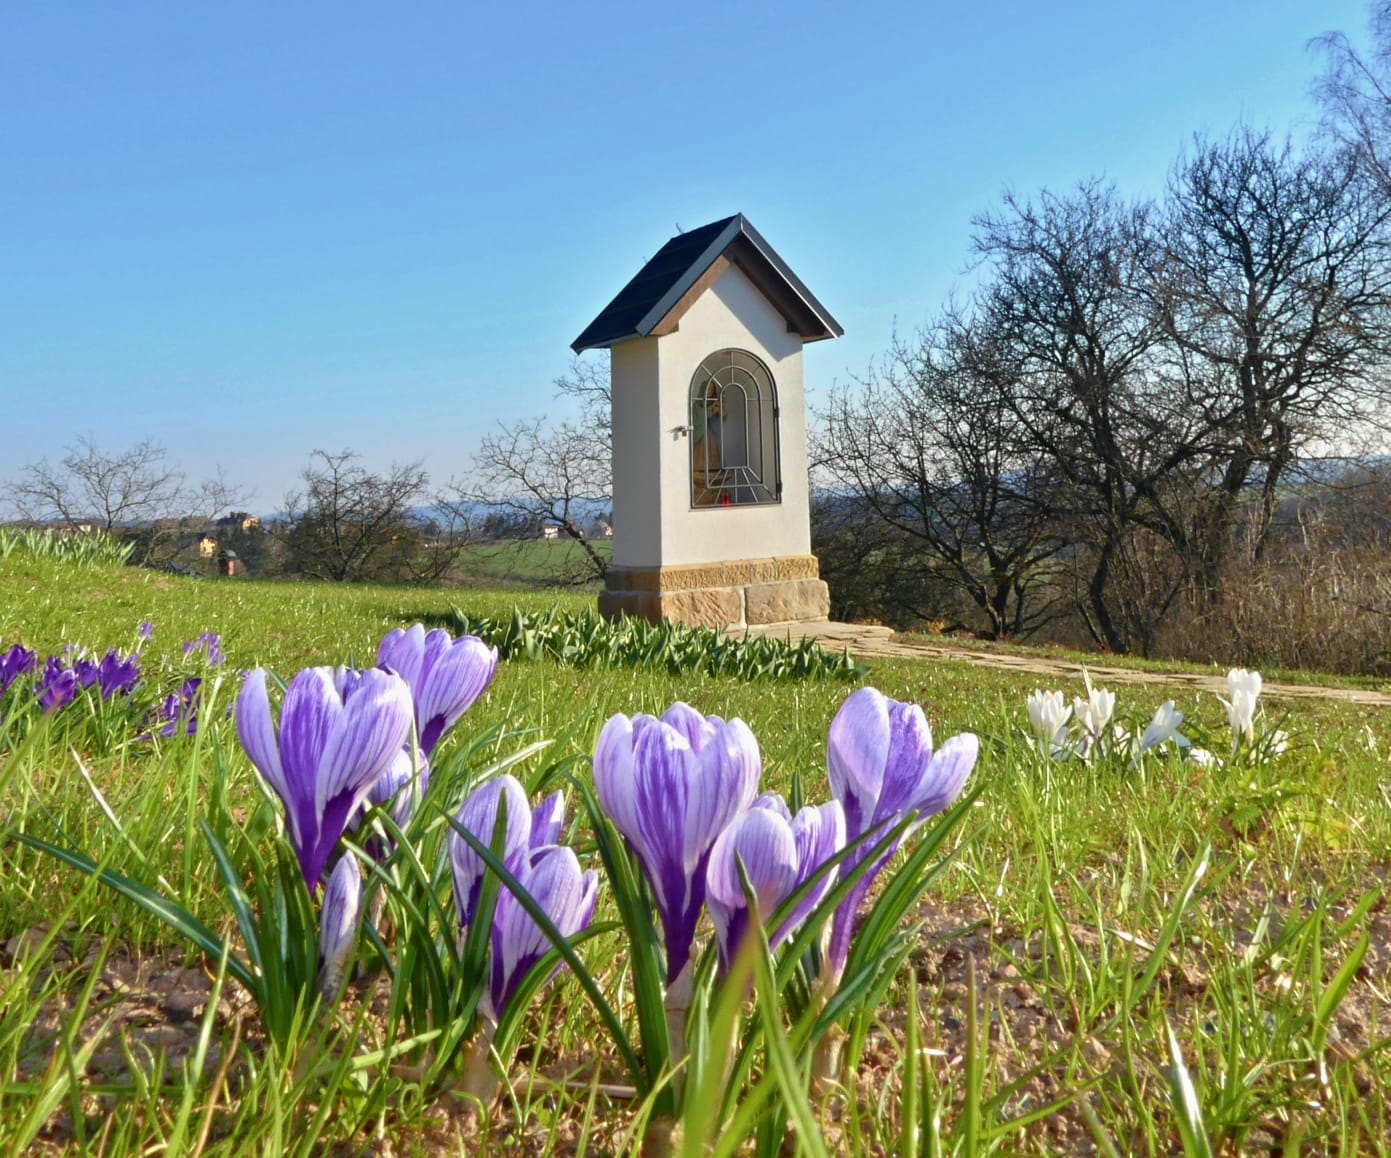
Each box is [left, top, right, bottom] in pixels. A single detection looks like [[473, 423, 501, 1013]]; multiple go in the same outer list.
[[572, 214, 842, 629]]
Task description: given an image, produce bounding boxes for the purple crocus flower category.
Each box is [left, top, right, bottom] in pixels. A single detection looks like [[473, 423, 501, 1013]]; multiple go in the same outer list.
[[137, 620, 155, 640], [235, 665, 414, 891], [376, 624, 498, 755], [487, 844, 597, 1021], [318, 853, 362, 1000], [38, 666, 78, 713], [146, 677, 203, 738], [447, 776, 595, 1021], [593, 702, 761, 984], [95, 649, 141, 700], [0, 644, 36, 694], [448, 776, 560, 928], [183, 632, 225, 665], [705, 794, 846, 971], [824, 688, 977, 983]]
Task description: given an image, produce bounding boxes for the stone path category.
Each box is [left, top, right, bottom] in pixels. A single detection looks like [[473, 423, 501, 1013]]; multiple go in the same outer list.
[[732, 621, 1391, 707]]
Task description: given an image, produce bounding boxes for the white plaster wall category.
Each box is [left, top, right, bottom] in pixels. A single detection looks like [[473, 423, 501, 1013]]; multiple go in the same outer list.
[[655, 264, 811, 567], [609, 338, 661, 568]]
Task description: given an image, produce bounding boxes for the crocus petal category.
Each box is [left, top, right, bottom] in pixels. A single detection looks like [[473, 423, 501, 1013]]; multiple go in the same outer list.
[[318, 854, 362, 1000], [594, 713, 640, 844], [630, 723, 704, 942], [706, 807, 799, 970], [660, 701, 714, 749], [782, 799, 846, 937], [236, 668, 296, 841], [376, 624, 426, 689], [530, 790, 566, 851], [827, 688, 891, 842], [414, 632, 498, 754], [873, 699, 935, 825], [752, 792, 793, 820], [907, 733, 978, 820], [488, 845, 596, 1021], [685, 717, 761, 867], [364, 749, 414, 812], [279, 668, 343, 826], [1141, 701, 1188, 751], [449, 774, 532, 928]]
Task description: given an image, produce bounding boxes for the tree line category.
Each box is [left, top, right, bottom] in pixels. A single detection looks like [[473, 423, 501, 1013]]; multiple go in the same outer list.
[[814, 12, 1391, 663]]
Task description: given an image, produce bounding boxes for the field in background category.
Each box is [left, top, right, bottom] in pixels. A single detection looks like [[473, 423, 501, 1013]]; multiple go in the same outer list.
[[453, 539, 611, 589], [3, 552, 1391, 1153]]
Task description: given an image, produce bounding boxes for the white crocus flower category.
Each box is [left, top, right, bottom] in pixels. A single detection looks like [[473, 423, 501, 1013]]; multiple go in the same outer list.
[[1025, 689, 1072, 759], [1072, 673, 1116, 758], [1219, 667, 1262, 749], [1227, 668, 1262, 701], [1139, 701, 1190, 753]]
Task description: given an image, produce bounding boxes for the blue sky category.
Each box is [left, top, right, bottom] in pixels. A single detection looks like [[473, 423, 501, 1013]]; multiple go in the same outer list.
[[1, 1, 1373, 510]]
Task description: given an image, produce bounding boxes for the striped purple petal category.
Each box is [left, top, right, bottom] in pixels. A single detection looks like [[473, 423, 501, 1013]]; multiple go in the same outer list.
[[487, 845, 597, 1022], [530, 790, 565, 850], [827, 687, 892, 843], [597, 704, 761, 983], [318, 854, 362, 1000], [706, 807, 799, 971], [449, 774, 532, 929], [783, 799, 846, 937]]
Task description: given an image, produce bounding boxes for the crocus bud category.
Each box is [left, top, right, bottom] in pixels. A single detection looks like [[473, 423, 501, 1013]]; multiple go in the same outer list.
[[318, 854, 363, 1002], [376, 624, 498, 754]]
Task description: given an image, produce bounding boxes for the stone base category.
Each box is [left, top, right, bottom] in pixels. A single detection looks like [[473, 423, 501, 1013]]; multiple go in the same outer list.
[[599, 555, 831, 629]]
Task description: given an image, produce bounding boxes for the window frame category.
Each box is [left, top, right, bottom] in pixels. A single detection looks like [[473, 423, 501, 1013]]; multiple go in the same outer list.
[[687, 348, 782, 511]]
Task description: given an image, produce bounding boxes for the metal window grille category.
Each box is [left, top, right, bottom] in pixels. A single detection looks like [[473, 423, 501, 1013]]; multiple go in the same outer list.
[[689, 349, 781, 508]]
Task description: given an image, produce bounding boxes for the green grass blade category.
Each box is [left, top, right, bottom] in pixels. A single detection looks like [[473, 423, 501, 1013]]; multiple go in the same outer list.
[[11, 831, 256, 992]]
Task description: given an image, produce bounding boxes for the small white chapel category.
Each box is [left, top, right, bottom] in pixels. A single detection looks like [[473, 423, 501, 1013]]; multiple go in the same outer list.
[[572, 214, 843, 630]]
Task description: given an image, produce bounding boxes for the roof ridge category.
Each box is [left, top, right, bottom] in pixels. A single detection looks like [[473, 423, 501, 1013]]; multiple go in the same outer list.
[[571, 215, 841, 352]]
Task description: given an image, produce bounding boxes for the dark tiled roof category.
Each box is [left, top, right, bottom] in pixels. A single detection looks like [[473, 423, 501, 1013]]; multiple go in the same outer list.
[[571, 214, 842, 352]]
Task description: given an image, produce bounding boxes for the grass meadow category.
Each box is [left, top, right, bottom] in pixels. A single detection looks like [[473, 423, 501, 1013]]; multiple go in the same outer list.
[[2, 549, 1390, 1155]]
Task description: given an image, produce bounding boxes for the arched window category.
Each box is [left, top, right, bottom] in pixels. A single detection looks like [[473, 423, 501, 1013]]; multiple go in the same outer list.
[[689, 349, 780, 508]]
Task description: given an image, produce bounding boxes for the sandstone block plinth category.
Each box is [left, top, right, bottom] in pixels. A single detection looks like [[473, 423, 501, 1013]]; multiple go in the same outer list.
[[599, 556, 830, 629]]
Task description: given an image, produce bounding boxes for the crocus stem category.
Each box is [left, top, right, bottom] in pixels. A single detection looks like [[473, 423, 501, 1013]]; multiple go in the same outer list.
[[642, 1116, 683, 1158], [664, 958, 694, 1095], [811, 1026, 847, 1088], [455, 1018, 500, 1105], [809, 972, 846, 1088]]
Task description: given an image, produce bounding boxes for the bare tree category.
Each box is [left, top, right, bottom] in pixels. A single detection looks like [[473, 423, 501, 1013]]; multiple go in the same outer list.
[[1150, 128, 1391, 588], [281, 449, 455, 583], [463, 357, 612, 583], [966, 182, 1198, 652], [816, 325, 1066, 639], [8, 436, 188, 531], [1315, 3, 1391, 192], [5, 436, 249, 564]]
